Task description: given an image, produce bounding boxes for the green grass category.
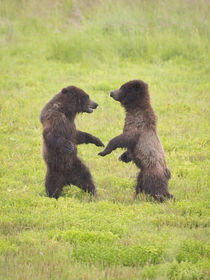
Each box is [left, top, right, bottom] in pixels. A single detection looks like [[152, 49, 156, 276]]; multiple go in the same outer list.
[[0, 0, 209, 279]]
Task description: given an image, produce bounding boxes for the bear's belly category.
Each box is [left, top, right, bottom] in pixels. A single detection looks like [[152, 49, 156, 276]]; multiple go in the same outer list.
[[42, 142, 76, 170], [132, 130, 166, 170]]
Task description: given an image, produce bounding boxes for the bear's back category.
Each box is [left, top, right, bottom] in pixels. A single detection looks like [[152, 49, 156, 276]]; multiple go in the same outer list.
[[41, 107, 77, 170]]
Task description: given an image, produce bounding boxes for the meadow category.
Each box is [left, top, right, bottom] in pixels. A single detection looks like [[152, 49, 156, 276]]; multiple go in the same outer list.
[[0, 0, 209, 279]]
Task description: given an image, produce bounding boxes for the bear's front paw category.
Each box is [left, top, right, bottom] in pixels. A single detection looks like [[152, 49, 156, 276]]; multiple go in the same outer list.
[[98, 150, 108, 157], [119, 152, 131, 163], [95, 138, 104, 147]]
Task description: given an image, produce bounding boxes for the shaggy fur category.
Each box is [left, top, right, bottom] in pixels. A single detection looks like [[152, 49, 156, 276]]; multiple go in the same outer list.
[[40, 86, 104, 199], [99, 80, 173, 201]]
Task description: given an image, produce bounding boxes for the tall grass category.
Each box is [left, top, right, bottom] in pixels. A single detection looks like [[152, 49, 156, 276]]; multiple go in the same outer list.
[[0, 0, 209, 64], [0, 0, 209, 279]]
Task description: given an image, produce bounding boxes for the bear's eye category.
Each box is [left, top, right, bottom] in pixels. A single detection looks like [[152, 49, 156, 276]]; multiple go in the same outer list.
[[83, 95, 89, 101], [81, 95, 89, 104]]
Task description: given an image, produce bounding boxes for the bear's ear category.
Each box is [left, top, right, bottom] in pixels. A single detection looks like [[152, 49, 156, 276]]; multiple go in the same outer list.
[[133, 83, 140, 91], [61, 87, 68, 94], [133, 80, 148, 92]]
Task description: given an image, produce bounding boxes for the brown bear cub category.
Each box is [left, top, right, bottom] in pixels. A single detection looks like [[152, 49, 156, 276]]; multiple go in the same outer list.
[[99, 80, 173, 202], [40, 86, 104, 199]]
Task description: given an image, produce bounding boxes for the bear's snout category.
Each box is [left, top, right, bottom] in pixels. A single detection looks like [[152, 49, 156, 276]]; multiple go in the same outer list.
[[90, 101, 98, 109], [110, 90, 119, 101]]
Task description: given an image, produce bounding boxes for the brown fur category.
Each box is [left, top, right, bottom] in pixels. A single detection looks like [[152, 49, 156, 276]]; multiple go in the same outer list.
[[99, 80, 173, 202], [40, 86, 104, 199]]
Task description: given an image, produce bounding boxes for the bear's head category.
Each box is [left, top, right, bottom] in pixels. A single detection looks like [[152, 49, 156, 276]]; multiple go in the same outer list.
[[110, 80, 149, 110], [57, 86, 98, 115]]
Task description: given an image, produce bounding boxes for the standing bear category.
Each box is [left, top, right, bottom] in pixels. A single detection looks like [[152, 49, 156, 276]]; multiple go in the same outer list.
[[40, 86, 104, 199], [99, 80, 173, 202]]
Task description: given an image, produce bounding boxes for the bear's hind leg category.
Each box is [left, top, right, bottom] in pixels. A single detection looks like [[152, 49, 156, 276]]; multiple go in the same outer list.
[[68, 158, 97, 197], [45, 169, 66, 199], [135, 171, 143, 197], [141, 172, 172, 202]]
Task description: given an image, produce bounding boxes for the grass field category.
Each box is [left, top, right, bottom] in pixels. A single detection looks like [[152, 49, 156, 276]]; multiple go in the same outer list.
[[0, 0, 209, 279]]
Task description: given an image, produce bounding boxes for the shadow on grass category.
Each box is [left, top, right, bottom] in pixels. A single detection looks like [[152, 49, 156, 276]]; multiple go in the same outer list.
[[38, 184, 175, 205]]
